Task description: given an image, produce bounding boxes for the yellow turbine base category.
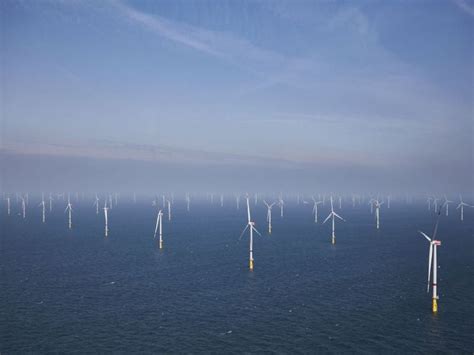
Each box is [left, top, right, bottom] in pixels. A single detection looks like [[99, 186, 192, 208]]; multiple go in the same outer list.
[[332, 237, 335, 245], [249, 260, 254, 270], [432, 298, 438, 313], [159, 241, 163, 249]]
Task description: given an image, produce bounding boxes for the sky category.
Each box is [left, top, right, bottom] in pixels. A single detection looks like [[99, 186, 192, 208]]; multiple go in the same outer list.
[[1, 0, 473, 193]]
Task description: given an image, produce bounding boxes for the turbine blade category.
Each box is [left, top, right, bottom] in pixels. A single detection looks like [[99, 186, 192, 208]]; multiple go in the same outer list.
[[333, 212, 345, 221], [323, 214, 332, 224], [239, 224, 249, 240], [418, 231, 431, 242], [252, 226, 262, 237]]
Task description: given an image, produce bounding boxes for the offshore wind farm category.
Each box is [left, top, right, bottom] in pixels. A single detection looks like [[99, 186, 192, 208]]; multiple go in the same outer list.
[[1, 192, 473, 352], [1, 0, 473, 353]]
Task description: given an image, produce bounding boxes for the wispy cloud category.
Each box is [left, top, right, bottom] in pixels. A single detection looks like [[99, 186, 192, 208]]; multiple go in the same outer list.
[[111, 0, 288, 76], [452, 0, 474, 16]]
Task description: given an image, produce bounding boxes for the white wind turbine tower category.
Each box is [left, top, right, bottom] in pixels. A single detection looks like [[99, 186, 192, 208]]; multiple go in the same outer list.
[[456, 195, 471, 221], [103, 201, 109, 237], [311, 197, 322, 223], [220, 194, 224, 207], [387, 195, 391, 209], [263, 200, 275, 234], [278, 196, 284, 218], [21, 196, 26, 219], [443, 195, 453, 216], [239, 195, 262, 270], [254, 193, 258, 206], [93, 194, 100, 215], [338, 196, 342, 209], [154, 209, 164, 249], [236, 195, 240, 210], [374, 198, 384, 229], [419, 210, 442, 313], [323, 196, 345, 245], [427, 197, 432, 211], [49, 193, 53, 212], [186, 193, 191, 212], [6, 196, 11, 215], [39, 194, 46, 223], [433, 197, 439, 213], [166, 199, 172, 221], [65, 197, 73, 229]]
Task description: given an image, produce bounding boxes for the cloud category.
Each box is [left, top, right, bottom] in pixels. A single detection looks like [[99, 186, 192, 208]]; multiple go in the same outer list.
[[452, 0, 474, 16], [110, 0, 288, 76]]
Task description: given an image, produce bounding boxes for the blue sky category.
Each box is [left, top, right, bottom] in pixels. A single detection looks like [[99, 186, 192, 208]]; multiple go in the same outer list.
[[1, 0, 473, 192]]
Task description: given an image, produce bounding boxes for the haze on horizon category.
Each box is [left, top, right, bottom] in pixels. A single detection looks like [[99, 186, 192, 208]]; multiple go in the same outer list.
[[1, 0, 473, 194]]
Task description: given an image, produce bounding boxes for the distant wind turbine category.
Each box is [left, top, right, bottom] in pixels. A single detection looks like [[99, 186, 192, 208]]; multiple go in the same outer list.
[[167, 199, 172, 221], [65, 197, 73, 229], [39, 194, 46, 223], [456, 195, 471, 221], [263, 200, 275, 234], [6, 196, 10, 215], [323, 196, 345, 244], [21, 196, 26, 219], [374, 199, 383, 229], [443, 195, 453, 216], [154, 209, 164, 249], [278, 196, 284, 218], [311, 196, 322, 223], [103, 201, 109, 237], [93, 194, 100, 215]]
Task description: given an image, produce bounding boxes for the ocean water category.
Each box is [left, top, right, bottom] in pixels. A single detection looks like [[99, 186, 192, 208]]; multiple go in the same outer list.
[[1, 200, 473, 353]]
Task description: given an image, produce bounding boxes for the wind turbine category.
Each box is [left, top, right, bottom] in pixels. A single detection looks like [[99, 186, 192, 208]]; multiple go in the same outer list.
[[5, 196, 10, 215], [456, 195, 471, 221], [154, 209, 164, 249], [239, 195, 262, 270], [374, 199, 383, 229], [263, 200, 275, 234], [220, 194, 224, 207], [387, 195, 391, 209], [39, 194, 46, 223], [443, 195, 453, 216], [21, 196, 26, 219], [338, 196, 342, 209], [93, 194, 100, 215], [166, 199, 171, 221], [323, 196, 345, 244], [236, 195, 240, 210], [103, 201, 109, 237], [49, 193, 53, 212], [278, 196, 284, 218], [186, 193, 191, 212], [65, 197, 73, 229], [427, 197, 432, 211], [433, 197, 439, 213], [418, 209, 442, 313], [311, 196, 322, 223]]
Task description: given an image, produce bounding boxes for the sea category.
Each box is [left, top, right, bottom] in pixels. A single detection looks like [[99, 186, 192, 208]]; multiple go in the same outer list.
[[1, 198, 473, 353]]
